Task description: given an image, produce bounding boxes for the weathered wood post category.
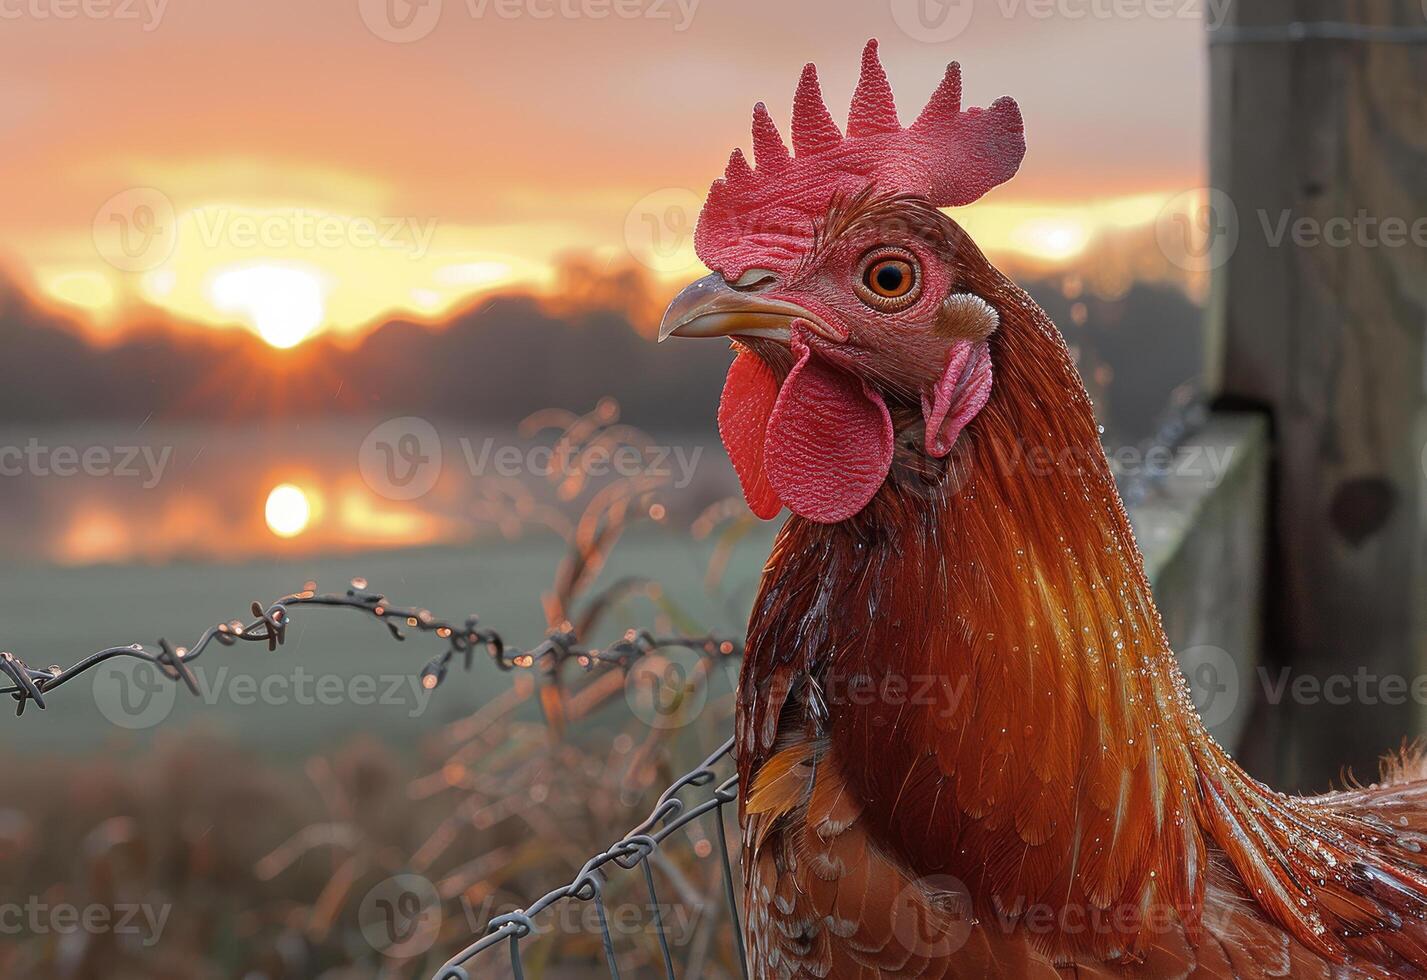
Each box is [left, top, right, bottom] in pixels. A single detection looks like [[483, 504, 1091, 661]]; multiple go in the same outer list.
[[1207, 0, 1427, 790]]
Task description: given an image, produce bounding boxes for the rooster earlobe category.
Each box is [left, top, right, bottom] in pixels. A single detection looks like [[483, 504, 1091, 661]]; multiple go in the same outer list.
[[921, 339, 995, 459]]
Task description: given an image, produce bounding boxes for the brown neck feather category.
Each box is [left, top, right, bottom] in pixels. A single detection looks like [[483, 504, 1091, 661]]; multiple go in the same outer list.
[[740, 273, 1208, 959], [740, 268, 1427, 966]]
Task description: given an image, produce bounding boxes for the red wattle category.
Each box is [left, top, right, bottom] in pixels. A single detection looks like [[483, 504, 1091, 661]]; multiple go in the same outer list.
[[763, 332, 894, 524], [718, 351, 783, 519]]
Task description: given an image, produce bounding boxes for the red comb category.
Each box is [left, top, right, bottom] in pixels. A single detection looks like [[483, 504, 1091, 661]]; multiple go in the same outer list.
[[694, 40, 1026, 279]]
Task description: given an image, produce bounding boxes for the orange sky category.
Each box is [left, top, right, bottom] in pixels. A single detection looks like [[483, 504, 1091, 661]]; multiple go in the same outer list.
[[0, 0, 1209, 347]]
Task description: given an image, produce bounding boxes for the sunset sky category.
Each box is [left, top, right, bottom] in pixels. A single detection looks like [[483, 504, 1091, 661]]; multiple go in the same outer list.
[[0, 0, 1209, 348]]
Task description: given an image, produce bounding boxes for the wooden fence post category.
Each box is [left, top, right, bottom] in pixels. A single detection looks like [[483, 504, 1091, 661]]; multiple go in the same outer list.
[[1207, 0, 1427, 790]]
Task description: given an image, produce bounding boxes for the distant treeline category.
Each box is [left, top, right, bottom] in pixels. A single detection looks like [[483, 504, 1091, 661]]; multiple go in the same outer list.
[[0, 276, 1201, 443]]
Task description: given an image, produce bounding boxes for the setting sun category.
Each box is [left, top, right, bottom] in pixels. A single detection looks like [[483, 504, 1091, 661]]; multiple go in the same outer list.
[[264, 483, 312, 538], [209, 263, 327, 349], [1014, 219, 1092, 261]]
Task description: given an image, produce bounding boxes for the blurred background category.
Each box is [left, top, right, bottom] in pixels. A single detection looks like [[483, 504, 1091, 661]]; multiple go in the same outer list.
[[2, 1, 1422, 977]]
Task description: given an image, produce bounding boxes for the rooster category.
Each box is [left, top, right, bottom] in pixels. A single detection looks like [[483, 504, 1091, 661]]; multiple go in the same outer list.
[[659, 40, 1427, 979]]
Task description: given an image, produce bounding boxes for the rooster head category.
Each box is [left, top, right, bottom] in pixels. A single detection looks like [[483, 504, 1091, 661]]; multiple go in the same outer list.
[[660, 40, 1025, 524]]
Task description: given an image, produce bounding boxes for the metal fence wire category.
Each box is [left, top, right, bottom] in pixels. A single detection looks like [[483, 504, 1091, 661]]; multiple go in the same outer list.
[[432, 737, 746, 980]]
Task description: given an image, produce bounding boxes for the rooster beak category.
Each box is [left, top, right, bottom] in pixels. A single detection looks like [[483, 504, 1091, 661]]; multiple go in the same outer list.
[[658, 273, 840, 344]]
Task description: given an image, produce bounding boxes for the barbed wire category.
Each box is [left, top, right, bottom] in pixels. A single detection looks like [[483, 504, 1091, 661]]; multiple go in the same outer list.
[[0, 577, 741, 718], [1115, 389, 1209, 509], [432, 735, 744, 980]]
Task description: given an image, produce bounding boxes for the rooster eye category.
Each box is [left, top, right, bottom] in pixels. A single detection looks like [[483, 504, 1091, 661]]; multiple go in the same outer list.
[[856, 250, 922, 312]]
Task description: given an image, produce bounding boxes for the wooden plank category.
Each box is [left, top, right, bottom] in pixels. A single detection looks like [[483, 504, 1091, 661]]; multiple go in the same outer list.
[[1209, 0, 1427, 790], [1137, 414, 1270, 755]]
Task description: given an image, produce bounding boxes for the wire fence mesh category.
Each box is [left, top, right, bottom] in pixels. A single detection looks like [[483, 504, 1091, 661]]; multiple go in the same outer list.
[[432, 737, 744, 980]]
